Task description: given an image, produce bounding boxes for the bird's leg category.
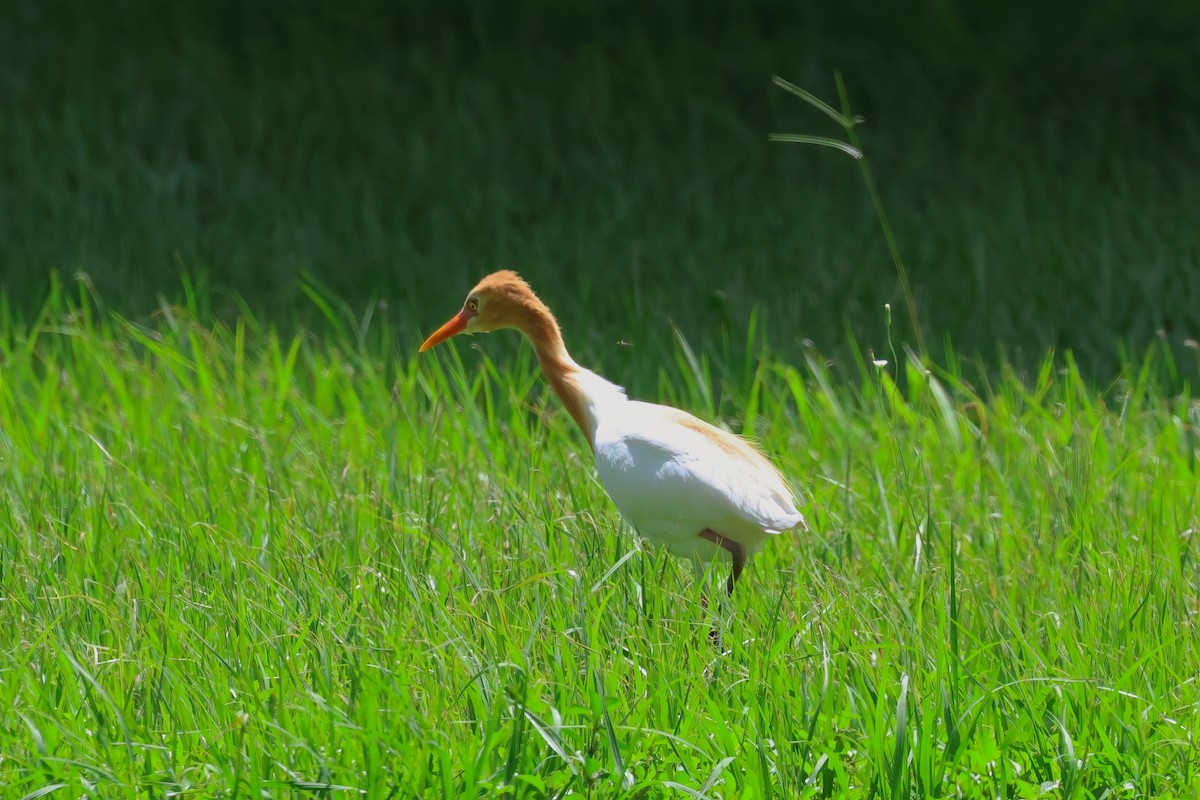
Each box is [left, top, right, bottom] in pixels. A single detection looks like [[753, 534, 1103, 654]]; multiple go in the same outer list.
[[727, 542, 745, 595], [693, 559, 711, 609], [691, 554, 721, 645], [698, 584, 721, 647], [698, 529, 746, 596]]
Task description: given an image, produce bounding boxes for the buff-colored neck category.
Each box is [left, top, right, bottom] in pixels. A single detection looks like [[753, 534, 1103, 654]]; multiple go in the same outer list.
[[512, 300, 594, 445]]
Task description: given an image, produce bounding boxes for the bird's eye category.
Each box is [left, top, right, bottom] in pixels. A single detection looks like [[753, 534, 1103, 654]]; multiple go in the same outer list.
[[467, 298, 479, 313]]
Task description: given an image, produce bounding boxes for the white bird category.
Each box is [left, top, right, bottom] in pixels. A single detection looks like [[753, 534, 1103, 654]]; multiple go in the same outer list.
[[420, 270, 808, 596]]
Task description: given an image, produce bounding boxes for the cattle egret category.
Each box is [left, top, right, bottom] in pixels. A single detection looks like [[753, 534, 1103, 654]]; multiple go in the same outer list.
[[420, 271, 807, 596]]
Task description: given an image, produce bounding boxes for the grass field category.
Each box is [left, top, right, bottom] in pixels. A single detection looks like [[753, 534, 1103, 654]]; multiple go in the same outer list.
[[1, 282, 1197, 797], [4, 3, 1200, 797]]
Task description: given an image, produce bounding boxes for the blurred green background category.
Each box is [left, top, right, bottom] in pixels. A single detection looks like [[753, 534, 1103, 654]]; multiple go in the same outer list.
[[2, 0, 1199, 376]]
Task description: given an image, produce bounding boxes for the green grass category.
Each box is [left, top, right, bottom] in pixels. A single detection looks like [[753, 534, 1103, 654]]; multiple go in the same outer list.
[[4, 5, 1200, 795], [4, 2, 1200, 378], [2, 281, 1198, 797]]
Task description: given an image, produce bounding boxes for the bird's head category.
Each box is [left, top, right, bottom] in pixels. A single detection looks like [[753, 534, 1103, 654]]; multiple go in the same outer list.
[[419, 270, 549, 352]]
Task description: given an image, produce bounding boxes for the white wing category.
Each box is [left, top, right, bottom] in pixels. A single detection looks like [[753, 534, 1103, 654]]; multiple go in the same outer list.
[[593, 401, 805, 556]]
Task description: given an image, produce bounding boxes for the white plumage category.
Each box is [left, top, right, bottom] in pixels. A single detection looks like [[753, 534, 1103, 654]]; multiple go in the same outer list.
[[420, 271, 807, 594]]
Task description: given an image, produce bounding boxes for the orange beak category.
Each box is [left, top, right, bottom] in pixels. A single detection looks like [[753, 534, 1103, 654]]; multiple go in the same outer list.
[[419, 308, 473, 352]]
